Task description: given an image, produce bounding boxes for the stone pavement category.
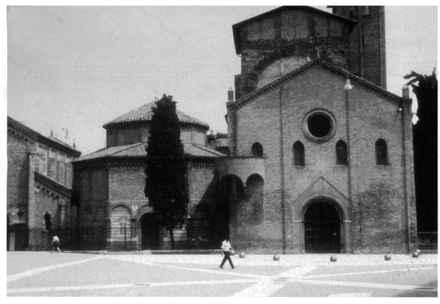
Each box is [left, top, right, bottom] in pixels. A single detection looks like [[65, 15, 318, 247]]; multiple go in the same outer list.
[[7, 252, 438, 297]]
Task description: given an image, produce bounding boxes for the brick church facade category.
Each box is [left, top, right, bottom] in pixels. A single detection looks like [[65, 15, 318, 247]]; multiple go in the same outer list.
[[7, 6, 418, 253], [222, 6, 417, 253], [71, 6, 417, 254]]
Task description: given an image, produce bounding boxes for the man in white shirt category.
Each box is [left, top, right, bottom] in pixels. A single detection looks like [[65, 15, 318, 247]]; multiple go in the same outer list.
[[51, 235, 61, 253], [219, 239, 235, 269]]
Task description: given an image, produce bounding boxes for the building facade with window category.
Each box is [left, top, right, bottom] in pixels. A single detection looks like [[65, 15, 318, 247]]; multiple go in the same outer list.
[[72, 102, 226, 250], [219, 6, 417, 254], [7, 117, 81, 251], [223, 59, 416, 254], [33, 5, 416, 254]]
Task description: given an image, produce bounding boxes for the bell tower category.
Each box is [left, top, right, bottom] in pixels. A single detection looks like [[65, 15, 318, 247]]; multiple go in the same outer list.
[[231, 6, 357, 99], [328, 6, 387, 89]]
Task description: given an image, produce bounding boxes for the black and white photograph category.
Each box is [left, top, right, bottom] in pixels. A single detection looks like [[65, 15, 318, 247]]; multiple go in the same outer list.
[[5, 0, 438, 298]]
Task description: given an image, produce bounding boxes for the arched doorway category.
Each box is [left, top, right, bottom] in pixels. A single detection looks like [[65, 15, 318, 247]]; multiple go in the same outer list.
[[141, 213, 160, 250], [304, 201, 341, 253], [211, 174, 245, 247]]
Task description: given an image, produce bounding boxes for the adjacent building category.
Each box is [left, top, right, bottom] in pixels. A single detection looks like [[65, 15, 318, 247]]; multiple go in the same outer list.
[[72, 102, 226, 250], [7, 117, 81, 251]]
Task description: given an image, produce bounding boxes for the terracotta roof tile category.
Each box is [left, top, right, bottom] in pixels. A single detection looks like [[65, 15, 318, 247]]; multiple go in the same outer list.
[[74, 142, 225, 162], [103, 102, 209, 130]]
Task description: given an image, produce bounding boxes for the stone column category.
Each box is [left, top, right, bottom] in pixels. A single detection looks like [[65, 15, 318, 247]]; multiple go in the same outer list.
[[226, 88, 237, 156], [291, 220, 302, 253], [343, 220, 353, 253]]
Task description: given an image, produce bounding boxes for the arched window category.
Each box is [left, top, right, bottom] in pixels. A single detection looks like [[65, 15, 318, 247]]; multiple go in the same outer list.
[[44, 212, 52, 230], [251, 142, 263, 157], [336, 140, 348, 165], [293, 141, 305, 166], [375, 139, 388, 165], [245, 174, 264, 225]]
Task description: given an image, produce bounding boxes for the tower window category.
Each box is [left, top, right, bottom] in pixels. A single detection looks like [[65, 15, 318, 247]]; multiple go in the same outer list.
[[251, 142, 263, 157], [293, 141, 305, 166], [375, 139, 389, 165], [336, 140, 348, 165]]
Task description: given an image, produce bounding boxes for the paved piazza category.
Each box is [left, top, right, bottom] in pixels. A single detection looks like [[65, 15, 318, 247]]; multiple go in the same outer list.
[[6, 252, 438, 297]]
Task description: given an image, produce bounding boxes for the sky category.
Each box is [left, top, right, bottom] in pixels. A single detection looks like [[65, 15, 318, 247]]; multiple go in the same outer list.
[[4, 2, 438, 156]]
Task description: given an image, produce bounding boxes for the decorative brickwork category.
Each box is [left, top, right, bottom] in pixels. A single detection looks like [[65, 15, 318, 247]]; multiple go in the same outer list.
[[7, 117, 80, 251], [73, 104, 224, 250], [227, 62, 416, 254]]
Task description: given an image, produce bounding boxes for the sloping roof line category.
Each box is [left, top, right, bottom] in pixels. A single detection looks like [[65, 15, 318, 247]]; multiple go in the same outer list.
[[232, 6, 357, 54], [7, 116, 81, 156], [34, 172, 73, 197], [73, 142, 147, 161], [74, 142, 225, 162], [103, 102, 210, 130], [185, 143, 226, 157], [233, 59, 403, 110]]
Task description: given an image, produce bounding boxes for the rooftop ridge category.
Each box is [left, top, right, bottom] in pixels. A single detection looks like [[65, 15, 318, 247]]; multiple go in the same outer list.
[[103, 102, 210, 130], [233, 59, 403, 110]]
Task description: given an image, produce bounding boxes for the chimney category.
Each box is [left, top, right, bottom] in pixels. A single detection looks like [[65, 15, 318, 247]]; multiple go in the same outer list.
[[228, 87, 234, 102]]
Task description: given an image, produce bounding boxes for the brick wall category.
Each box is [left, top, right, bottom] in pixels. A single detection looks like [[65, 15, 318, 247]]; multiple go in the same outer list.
[[234, 8, 352, 99], [75, 160, 222, 249], [109, 165, 145, 202], [106, 124, 207, 147], [76, 165, 109, 226], [106, 125, 149, 147], [180, 126, 207, 145], [331, 6, 387, 88], [8, 125, 78, 250], [186, 162, 222, 246], [7, 133, 30, 211], [233, 65, 416, 253]]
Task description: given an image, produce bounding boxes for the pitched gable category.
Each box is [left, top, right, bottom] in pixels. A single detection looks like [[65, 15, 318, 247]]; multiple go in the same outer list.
[[234, 59, 403, 110]]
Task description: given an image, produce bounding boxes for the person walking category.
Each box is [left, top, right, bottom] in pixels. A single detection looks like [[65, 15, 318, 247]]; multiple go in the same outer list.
[[51, 235, 61, 253], [219, 239, 235, 269]]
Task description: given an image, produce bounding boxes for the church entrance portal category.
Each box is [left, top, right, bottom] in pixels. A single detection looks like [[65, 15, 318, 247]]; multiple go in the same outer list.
[[141, 213, 160, 250], [304, 201, 341, 253]]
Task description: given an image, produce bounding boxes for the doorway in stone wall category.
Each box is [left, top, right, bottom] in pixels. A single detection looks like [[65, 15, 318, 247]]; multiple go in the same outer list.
[[212, 174, 244, 247], [141, 213, 160, 250], [304, 201, 341, 253]]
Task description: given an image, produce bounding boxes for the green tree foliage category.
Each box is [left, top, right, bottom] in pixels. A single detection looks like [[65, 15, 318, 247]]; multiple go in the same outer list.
[[404, 69, 438, 232], [144, 94, 188, 249]]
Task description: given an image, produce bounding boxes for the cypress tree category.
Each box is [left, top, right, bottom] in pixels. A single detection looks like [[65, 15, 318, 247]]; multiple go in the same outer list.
[[404, 70, 438, 233], [144, 94, 188, 249]]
